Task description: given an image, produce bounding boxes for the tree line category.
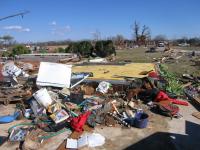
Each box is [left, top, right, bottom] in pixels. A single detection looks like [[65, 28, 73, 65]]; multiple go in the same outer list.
[[1, 20, 200, 58], [1, 40, 116, 58], [56, 40, 116, 58]]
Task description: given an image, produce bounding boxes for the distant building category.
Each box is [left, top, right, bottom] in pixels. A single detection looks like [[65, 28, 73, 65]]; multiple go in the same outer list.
[[26, 45, 41, 52], [0, 47, 7, 52], [178, 43, 190, 47]]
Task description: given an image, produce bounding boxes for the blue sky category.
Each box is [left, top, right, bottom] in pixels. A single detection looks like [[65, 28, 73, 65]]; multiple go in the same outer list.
[[0, 0, 200, 42]]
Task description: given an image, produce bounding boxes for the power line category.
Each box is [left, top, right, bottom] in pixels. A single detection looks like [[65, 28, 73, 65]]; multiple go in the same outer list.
[[0, 11, 30, 21]]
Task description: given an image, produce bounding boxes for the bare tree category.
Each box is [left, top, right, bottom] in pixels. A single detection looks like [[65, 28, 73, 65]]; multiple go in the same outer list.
[[91, 30, 101, 41], [131, 21, 151, 46], [113, 34, 125, 49], [141, 25, 150, 38], [132, 21, 140, 43]]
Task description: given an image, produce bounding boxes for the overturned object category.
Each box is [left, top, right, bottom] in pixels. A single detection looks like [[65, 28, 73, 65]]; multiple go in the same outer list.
[[1, 62, 29, 86], [2, 62, 25, 77], [33, 88, 53, 108], [36, 62, 72, 88]]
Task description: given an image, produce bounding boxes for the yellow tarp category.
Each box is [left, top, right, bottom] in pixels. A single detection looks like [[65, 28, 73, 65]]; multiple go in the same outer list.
[[72, 63, 155, 80]]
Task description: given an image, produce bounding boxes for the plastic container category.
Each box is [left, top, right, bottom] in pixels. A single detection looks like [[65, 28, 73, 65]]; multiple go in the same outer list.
[[134, 112, 149, 128], [33, 88, 53, 108]]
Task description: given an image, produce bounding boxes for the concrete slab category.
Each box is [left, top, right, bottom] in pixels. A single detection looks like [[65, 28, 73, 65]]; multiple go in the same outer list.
[[168, 103, 200, 150]]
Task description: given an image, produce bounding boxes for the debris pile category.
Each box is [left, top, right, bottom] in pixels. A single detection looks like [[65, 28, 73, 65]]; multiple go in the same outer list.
[[152, 48, 200, 106], [0, 61, 190, 149]]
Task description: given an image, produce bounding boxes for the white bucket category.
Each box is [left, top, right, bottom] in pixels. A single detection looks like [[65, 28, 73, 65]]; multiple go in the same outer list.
[[33, 88, 53, 108]]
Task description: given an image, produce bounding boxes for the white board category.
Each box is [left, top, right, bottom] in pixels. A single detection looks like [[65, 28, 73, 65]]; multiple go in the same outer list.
[[36, 62, 71, 88]]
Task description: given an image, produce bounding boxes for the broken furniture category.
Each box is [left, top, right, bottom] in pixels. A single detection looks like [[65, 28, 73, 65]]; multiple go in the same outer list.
[[0, 88, 29, 105]]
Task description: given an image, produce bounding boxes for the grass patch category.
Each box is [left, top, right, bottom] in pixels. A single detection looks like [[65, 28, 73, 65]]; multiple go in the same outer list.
[[172, 46, 200, 51], [116, 48, 200, 76], [116, 48, 163, 63]]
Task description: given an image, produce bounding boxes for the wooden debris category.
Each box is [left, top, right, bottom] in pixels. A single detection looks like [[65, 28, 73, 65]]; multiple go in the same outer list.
[[192, 112, 200, 120]]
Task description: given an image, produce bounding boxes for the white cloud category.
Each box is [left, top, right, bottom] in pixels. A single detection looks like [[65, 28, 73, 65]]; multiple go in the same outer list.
[[51, 25, 71, 36], [3, 25, 30, 32], [63, 26, 71, 33], [22, 28, 30, 32], [50, 21, 57, 26]]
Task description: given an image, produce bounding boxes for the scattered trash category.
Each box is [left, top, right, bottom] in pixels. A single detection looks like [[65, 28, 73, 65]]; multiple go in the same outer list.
[[89, 58, 108, 63], [155, 91, 189, 106], [1, 62, 29, 87], [66, 133, 105, 149], [70, 89, 84, 105], [0, 136, 7, 146], [96, 81, 112, 94], [9, 128, 30, 142], [50, 109, 69, 124], [87, 133, 105, 147], [2, 61, 28, 78], [29, 98, 46, 117], [70, 111, 91, 132], [71, 72, 92, 88], [0, 60, 192, 149], [0, 111, 20, 124], [24, 109, 32, 119], [133, 112, 149, 128], [47, 103, 61, 114], [192, 112, 200, 120], [154, 100, 181, 119], [66, 135, 88, 149]]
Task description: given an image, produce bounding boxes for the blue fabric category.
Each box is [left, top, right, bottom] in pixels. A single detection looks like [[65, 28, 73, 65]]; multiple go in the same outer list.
[[0, 111, 20, 124]]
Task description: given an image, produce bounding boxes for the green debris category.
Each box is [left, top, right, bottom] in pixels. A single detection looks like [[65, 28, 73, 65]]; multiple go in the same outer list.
[[159, 64, 183, 95]]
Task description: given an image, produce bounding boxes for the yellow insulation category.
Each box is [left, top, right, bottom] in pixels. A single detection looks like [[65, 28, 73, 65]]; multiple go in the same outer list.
[[72, 63, 155, 80]]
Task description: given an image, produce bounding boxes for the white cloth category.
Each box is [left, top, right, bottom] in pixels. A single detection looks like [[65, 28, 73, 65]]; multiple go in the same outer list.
[[88, 133, 105, 147]]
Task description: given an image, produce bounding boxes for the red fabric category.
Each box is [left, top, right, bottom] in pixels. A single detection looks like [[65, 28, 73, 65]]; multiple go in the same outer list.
[[155, 91, 189, 106], [70, 111, 91, 132], [148, 71, 159, 79]]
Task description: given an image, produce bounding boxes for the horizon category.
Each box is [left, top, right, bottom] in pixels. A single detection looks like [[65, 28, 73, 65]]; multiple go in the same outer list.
[[1, 0, 200, 43]]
